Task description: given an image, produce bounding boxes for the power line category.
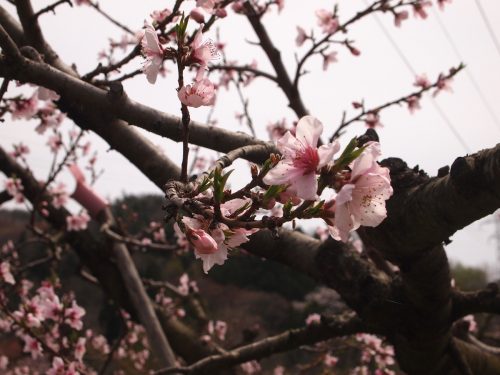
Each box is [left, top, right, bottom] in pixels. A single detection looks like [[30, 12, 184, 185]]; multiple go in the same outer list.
[[432, 7, 500, 133], [474, 0, 500, 59], [365, 3, 471, 152]]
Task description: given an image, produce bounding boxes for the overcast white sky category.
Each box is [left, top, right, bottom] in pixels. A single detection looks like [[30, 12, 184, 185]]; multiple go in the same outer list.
[[1, 0, 500, 275]]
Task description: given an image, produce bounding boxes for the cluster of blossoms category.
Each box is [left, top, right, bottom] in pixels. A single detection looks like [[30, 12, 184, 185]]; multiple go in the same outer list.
[[169, 115, 393, 273], [0, 245, 163, 374], [0, 276, 90, 374], [141, 18, 218, 106], [352, 334, 396, 375]]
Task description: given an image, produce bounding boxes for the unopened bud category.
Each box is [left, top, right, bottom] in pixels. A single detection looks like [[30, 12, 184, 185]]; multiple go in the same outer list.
[[215, 8, 228, 18], [250, 164, 258, 177], [190, 7, 205, 23]]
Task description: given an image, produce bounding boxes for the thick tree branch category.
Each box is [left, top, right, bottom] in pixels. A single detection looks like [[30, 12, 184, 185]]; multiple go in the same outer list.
[[0, 146, 214, 364], [451, 284, 500, 320], [360, 145, 500, 263], [155, 312, 366, 374], [100, 210, 177, 368]]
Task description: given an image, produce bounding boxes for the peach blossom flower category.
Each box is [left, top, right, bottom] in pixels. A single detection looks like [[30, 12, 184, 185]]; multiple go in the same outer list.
[[178, 78, 216, 107], [141, 24, 164, 84], [315, 9, 339, 34], [264, 116, 340, 200], [329, 142, 393, 242], [296, 26, 307, 46]]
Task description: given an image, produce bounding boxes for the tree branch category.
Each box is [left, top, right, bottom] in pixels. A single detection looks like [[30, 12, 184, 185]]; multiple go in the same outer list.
[[244, 1, 308, 118], [155, 312, 366, 374]]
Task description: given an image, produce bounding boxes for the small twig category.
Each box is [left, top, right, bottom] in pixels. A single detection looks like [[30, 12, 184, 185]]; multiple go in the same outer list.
[[0, 78, 10, 101], [467, 333, 500, 355], [103, 226, 177, 252], [210, 64, 278, 84], [33, 0, 72, 19], [143, 278, 185, 298], [89, 1, 134, 35], [329, 64, 465, 141], [244, 1, 309, 118]]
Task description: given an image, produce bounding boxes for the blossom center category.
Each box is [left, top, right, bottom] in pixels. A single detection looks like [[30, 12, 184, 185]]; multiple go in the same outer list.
[[293, 146, 320, 174]]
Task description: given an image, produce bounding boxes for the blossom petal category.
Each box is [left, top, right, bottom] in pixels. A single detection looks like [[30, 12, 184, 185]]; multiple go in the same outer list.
[[292, 172, 317, 200], [317, 140, 340, 167], [196, 245, 228, 273], [350, 142, 382, 180], [263, 161, 295, 185], [335, 184, 355, 206], [295, 116, 323, 147]]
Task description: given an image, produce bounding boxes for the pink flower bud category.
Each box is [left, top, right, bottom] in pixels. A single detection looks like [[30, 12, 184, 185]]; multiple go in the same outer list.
[[190, 8, 205, 23], [215, 8, 227, 18], [188, 228, 218, 254]]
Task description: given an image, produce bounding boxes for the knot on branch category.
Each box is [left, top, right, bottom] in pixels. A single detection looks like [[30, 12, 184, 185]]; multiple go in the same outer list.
[[20, 46, 43, 62], [380, 158, 429, 192], [450, 156, 474, 185]]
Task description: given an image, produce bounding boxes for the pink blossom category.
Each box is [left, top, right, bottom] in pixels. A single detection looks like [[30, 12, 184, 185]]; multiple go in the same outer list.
[[10, 94, 38, 120], [414, 73, 431, 89], [305, 313, 321, 325], [267, 119, 290, 141], [406, 95, 421, 114], [190, 7, 206, 23], [0, 261, 15, 285], [324, 353, 338, 367], [75, 0, 90, 5], [65, 300, 85, 330], [190, 26, 219, 74], [433, 73, 453, 96], [4, 177, 24, 203], [197, 0, 217, 13], [66, 212, 91, 231], [364, 112, 383, 129], [264, 116, 340, 200], [22, 335, 43, 359], [179, 199, 257, 273], [463, 315, 477, 332], [316, 9, 339, 34], [215, 8, 227, 18], [0, 355, 8, 370], [10, 142, 30, 159], [47, 133, 63, 153], [150, 8, 172, 24], [413, 1, 432, 20], [274, 366, 285, 375], [50, 182, 69, 209], [394, 11, 409, 27], [187, 227, 219, 254], [36, 104, 65, 134], [438, 0, 452, 10], [74, 337, 86, 362], [322, 51, 338, 71], [241, 360, 261, 374], [47, 357, 65, 375], [295, 26, 307, 47], [141, 23, 164, 84], [37, 86, 60, 101], [329, 142, 393, 242], [275, 0, 285, 12], [178, 78, 216, 108]]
